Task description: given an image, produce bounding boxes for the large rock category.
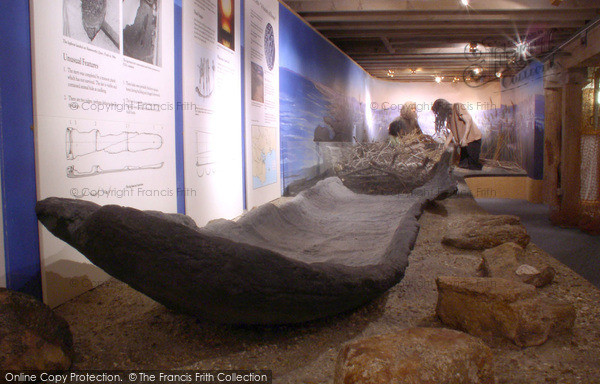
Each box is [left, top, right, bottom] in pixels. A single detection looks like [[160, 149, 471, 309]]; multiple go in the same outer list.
[[334, 327, 495, 384], [518, 265, 556, 288], [36, 173, 456, 325], [479, 242, 523, 279], [479, 243, 555, 288], [442, 215, 530, 250], [0, 288, 73, 370], [436, 277, 575, 347]]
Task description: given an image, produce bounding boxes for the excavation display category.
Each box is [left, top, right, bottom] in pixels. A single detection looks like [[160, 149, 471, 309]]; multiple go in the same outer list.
[[333, 133, 444, 195], [36, 158, 455, 325]]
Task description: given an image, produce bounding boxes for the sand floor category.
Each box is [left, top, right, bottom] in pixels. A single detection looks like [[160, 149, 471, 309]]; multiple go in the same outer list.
[[56, 189, 600, 383]]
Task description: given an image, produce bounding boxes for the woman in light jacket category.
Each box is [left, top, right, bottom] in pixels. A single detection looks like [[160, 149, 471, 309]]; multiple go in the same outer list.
[[432, 99, 483, 170]]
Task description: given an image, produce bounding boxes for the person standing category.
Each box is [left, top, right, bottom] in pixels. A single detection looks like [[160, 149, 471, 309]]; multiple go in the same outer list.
[[432, 99, 483, 170]]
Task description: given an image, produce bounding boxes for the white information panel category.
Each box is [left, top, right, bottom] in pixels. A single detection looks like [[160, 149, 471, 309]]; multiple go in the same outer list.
[[30, 0, 177, 306], [244, 0, 280, 208], [182, 0, 243, 226]]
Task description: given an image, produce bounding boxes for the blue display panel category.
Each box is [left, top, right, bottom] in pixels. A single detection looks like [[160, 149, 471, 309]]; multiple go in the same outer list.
[[0, 1, 42, 297]]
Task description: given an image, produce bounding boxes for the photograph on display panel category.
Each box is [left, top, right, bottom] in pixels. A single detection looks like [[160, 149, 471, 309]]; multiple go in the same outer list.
[[123, 0, 162, 66], [63, 0, 120, 53], [251, 62, 265, 103], [218, 0, 235, 50]]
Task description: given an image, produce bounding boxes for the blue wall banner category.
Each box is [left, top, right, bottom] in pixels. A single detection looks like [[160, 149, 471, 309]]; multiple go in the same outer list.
[[501, 60, 545, 180], [0, 1, 41, 298]]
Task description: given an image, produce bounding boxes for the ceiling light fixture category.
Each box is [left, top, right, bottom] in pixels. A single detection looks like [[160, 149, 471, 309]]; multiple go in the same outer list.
[[460, 0, 469, 6], [496, 71, 503, 78], [435, 76, 443, 83], [452, 77, 460, 83], [409, 68, 417, 74], [469, 42, 478, 53], [387, 70, 395, 78], [515, 41, 530, 59], [473, 67, 481, 75]]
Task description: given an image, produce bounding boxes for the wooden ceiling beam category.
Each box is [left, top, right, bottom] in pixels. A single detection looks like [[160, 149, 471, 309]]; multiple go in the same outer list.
[[355, 53, 516, 59], [300, 9, 600, 23], [285, 0, 600, 13], [380, 37, 395, 53], [312, 21, 584, 31], [322, 29, 575, 38]]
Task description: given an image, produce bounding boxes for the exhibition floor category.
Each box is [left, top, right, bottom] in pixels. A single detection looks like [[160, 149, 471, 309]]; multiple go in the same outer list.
[[54, 192, 600, 382], [476, 198, 600, 289]]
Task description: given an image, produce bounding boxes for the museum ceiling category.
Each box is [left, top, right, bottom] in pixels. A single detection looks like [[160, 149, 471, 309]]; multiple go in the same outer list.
[[280, 0, 600, 82]]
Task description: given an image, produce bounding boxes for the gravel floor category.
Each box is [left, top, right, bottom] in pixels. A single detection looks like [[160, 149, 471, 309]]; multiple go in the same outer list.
[[55, 188, 600, 383]]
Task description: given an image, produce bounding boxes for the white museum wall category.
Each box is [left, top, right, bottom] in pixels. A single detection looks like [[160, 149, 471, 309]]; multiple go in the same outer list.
[[31, 0, 178, 307], [182, 0, 244, 226]]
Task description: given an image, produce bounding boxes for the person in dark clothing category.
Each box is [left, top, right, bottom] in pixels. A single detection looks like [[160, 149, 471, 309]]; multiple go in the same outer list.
[[388, 101, 422, 137]]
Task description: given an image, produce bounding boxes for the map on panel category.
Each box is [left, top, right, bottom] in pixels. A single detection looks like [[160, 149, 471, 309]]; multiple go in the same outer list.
[[251, 125, 277, 189]]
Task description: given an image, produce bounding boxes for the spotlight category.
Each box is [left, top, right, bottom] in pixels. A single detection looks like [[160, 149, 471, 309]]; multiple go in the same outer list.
[[515, 41, 530, 59], [387, 69, 395, 78], [469, 42, 478, 53], [409, 68, 417, 74], [452, 76, 460, 83], [496, 71, 503, 78], [435, 76, 443, 83], [460, 0, 469, 6], [473, 67, 481, 75]]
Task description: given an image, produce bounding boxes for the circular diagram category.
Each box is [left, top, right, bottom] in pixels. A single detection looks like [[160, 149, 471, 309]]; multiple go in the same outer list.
[[264, 23, 275, 71]]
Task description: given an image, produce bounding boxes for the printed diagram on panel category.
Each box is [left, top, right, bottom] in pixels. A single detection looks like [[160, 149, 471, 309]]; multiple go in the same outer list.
[[63, 0, 120, 53], [123, 0, 161, 66], [65, 125, 164, 178], [251, 125, 277, 189], [195, 130, 218, 177], [194, 45, 218, 107], [264, 23, 275, 71], [196, 57, 216, 98]]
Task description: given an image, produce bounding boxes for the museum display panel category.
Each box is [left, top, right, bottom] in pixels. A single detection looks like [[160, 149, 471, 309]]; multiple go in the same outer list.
[[244, 0, 281, 208], [182, 0, 244, 226], [30, 0, 178, 306]]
